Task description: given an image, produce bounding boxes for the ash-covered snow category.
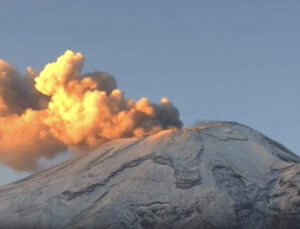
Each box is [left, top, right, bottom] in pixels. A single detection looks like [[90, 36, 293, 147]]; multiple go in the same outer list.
[[0, 122, 299, 229]]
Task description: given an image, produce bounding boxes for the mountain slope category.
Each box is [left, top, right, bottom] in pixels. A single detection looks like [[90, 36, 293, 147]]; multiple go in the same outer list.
[[0, 122, 300, 229]]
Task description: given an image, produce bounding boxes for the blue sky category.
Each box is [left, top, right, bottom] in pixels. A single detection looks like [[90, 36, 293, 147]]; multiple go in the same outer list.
[[1, 0, 300, 185]]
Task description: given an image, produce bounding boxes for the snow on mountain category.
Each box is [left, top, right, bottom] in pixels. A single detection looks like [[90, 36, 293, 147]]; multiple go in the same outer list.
[[0, 122, 300, 228]]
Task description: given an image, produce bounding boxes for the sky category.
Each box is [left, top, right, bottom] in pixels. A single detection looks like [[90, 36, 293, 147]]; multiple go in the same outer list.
[[0, 0, 300, 186]]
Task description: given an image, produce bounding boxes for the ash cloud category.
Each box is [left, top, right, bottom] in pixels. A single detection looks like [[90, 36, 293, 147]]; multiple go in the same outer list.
[[0, 50, 182, 171]]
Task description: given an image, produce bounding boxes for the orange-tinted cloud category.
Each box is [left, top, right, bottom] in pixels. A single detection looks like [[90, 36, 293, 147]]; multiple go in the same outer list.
[[0, 50, 182, 171]]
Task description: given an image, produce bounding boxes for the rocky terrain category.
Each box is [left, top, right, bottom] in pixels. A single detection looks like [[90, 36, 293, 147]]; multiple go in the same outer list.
[[0, 122, 300, 229]]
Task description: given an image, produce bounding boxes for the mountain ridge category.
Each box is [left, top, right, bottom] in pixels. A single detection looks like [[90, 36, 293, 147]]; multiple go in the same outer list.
[[0, 121, 300, 229]]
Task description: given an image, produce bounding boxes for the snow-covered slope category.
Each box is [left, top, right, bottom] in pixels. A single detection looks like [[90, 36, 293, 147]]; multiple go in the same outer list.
[[0, 122, 300, 229]]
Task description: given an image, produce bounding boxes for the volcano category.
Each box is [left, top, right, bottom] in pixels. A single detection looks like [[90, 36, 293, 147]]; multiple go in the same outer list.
[[0, 122, 300, 229]]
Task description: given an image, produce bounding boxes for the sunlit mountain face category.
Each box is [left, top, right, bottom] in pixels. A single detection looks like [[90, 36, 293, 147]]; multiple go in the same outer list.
[[0, 122, 299, 228]]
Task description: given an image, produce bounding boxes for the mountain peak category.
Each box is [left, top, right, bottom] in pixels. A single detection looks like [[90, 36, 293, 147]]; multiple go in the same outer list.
[[0, 122, 300, 228]]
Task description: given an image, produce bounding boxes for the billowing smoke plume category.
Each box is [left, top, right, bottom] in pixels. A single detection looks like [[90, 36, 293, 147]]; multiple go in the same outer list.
[[0, 50, 182, 171]]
